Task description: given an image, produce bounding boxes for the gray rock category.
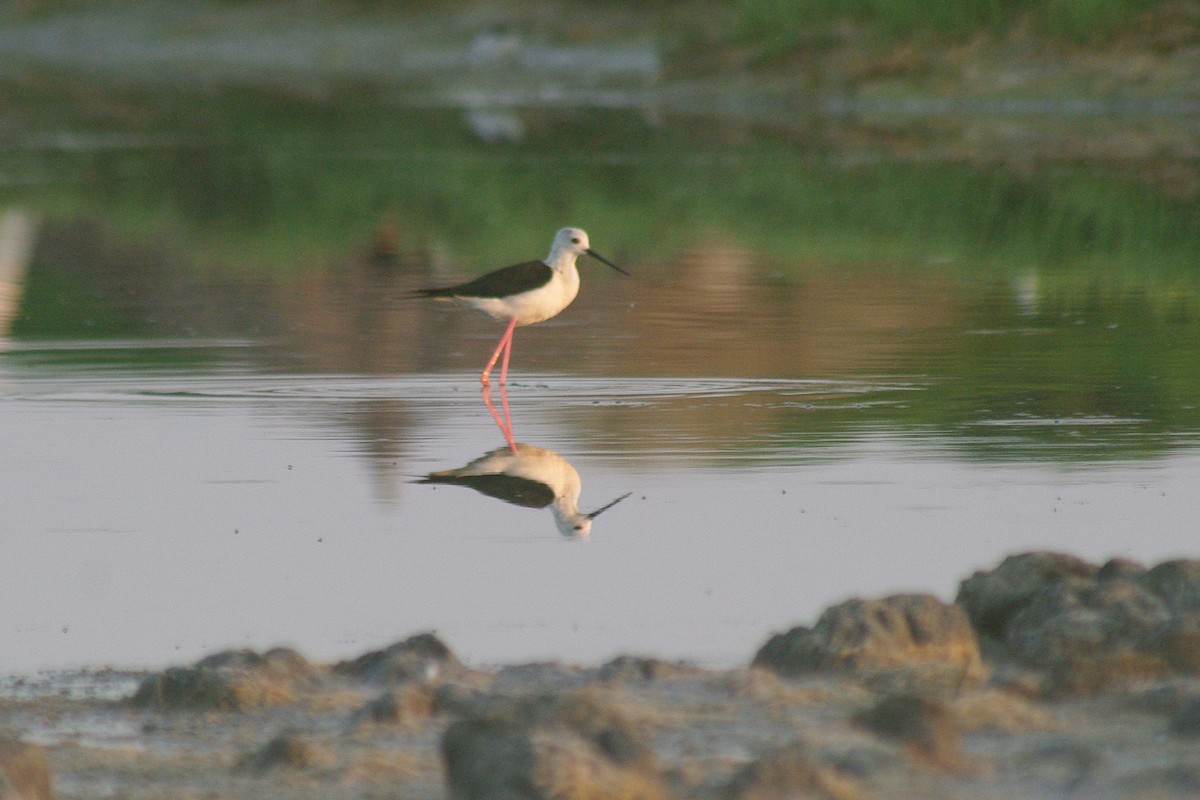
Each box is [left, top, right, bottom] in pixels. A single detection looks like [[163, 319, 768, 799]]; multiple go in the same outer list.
[[1144, 560, 1200, 612], [0, 740, 52, 800], [1168, 698, 1200, 738], [334, 632, 459, 684], [957, 551, 1096, 640], [1005, 579, 1170, 664], [442, 718, 538, 800], [957, 553, 1200, 693], [1017, 739, 1102, 794], [753, 594, 987, 687], [1117, 764, 1200, 796], [1121, 681, 1200, 715]]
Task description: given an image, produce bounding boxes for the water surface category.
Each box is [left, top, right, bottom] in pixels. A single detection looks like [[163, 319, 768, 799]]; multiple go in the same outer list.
[[2, 85, 1199, 673]]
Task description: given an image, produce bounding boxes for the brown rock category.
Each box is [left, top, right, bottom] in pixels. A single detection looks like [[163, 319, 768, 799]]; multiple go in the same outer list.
[[237, 732, 331, 773], [723, 740, 863, 800], [527, 728, 666, 800], [1097, 557, 1146, 582], [853, 693, 975, 774], [441, 687, 665, 800], [753, 594, 987, 687], [552, 688, 655, 770], [352, 685, 435, 729], [0, 740, 52, 800], [130, 647, 317, 710], [597, 655, 698, 683], [1149, 613, 1200, 670], [442, 717, 666, 800], [334, 632, 459, 684]]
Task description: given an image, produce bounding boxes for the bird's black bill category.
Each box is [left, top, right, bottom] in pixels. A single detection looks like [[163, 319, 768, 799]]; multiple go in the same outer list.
[[586, 249, 630, 276], [586, 491, 633, 519]]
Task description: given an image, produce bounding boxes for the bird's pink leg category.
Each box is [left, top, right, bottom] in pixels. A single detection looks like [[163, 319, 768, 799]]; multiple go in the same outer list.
[[481, 383, 518, 452], [480, 318, 517, 386], [498, 329, 514, 386], [498, 381, 515, 435]]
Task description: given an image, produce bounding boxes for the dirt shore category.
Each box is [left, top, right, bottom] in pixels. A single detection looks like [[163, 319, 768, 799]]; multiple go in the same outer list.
[[3, 552, 1199, 800]]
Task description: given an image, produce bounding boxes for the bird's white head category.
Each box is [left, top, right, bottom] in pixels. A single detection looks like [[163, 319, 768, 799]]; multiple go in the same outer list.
[[552, 491, 633, 540], [546, 227, 630, 276], [547, 227, 591, 264], [555, 512, 593, 540]]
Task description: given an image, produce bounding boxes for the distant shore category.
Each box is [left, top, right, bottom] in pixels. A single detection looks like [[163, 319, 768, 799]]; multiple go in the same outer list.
[[1, 1, 1197, 107]]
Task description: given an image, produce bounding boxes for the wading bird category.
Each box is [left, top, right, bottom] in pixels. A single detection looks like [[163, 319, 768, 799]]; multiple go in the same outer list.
[[413, 227, 628, 386]]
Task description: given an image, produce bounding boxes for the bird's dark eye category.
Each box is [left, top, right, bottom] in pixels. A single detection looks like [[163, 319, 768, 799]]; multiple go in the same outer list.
[[571, 237, 580, 244]]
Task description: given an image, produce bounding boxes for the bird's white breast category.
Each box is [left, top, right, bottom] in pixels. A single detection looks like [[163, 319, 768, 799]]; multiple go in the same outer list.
[[468, 265, 579, 326]]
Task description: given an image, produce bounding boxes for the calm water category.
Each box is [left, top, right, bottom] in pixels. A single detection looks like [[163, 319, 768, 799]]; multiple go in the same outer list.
[[2, 85, 1200, 673]]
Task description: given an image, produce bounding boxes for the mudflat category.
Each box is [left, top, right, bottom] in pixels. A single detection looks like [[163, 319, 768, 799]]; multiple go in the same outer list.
[[4, 552, 1199, 799]]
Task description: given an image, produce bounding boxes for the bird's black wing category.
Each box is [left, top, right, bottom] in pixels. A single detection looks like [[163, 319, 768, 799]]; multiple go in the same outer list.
[[416, 261, 552, 299], [418, 473, 556, 509]]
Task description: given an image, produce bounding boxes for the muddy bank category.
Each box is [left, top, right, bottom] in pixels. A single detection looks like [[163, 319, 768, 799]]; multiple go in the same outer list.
[[1, 1, 1197, 119], [3, 551, 1199, 799], [2, 0, 1198, 194]]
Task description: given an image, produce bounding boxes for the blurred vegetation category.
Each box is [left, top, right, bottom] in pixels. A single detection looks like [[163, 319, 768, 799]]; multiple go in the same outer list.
[[8, 0, 1193, 53], [4, 80, 1198, 283], [4, 78, 1200, 460], [1, 3, 1197, 463], [730, 0, 1175, 56]]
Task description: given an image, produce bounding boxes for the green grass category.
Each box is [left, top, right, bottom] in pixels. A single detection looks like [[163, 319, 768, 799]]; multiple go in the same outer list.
[[4, 81, 1199, 283], [730, 0, 1173, 58]]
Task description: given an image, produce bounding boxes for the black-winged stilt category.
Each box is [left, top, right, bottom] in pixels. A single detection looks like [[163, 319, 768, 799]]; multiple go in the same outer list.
[[414, 227, 628, 386], [418, 443, 632, 539]]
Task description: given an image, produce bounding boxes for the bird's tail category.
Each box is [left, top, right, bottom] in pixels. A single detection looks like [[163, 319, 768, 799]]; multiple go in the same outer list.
[[402, 287, 455, 300], [416, 470, 461, 484]]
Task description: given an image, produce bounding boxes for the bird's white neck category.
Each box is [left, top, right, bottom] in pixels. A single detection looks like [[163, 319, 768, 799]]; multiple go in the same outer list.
[[549, 470, 588, 538], [552, 504, 590, 539], [546, 247, 580, 272]]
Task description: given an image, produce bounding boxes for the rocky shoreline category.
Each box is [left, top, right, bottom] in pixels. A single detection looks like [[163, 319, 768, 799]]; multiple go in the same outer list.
[[3, 550, 1198, 799]]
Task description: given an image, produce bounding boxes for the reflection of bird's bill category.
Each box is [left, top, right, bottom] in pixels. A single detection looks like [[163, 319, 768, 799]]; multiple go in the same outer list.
[[587, 491, 633, 519]]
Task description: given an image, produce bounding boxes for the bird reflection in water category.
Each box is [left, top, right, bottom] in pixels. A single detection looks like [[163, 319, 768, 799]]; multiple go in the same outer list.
[[418, 443, 632, 539], [482, 383, 518, 451]]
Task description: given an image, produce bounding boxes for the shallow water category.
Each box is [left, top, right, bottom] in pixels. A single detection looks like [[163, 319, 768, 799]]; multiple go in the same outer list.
[[2, 279, 1199, 674], [3, 80, 1200, 674]]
